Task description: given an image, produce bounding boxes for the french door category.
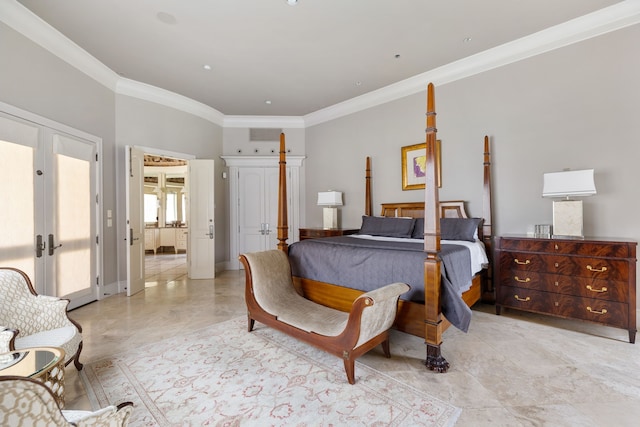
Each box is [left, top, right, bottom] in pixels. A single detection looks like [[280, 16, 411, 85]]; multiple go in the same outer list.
[[0, 109, 99, 309]]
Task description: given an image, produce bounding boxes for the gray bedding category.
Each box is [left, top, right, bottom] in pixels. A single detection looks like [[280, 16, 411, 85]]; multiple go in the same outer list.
[[288, 236, 474, 332]]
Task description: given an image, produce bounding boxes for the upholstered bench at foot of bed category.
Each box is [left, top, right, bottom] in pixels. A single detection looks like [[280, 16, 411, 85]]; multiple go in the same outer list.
[[240, 249, 410, 384]]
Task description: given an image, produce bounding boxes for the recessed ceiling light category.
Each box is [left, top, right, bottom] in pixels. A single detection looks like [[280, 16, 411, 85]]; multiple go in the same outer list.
[[265, 100, 272, 105], [463, 37, 472, 43], [156, 12, 177, 25], [285, 0, 299, 5], [394, 54, 401, 59], [203, 64, 212, 71], [355, 81, 362, 86]]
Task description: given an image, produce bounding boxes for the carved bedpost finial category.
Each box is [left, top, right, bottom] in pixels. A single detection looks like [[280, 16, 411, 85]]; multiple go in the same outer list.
[[277, 133, 289, 252], [365, 157, 372, 216]]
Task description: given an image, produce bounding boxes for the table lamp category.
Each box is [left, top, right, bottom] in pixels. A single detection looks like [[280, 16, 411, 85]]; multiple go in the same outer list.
[[542, 169, 596, 238], [317, 191, 343, 229]]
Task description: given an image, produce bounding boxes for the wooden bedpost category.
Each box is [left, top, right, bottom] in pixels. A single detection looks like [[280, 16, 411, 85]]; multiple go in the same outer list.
[[482, 135, 495, 303], [423, 83, 449, 373], [365, 157, 372, 216], [277, 133, 288, 252]]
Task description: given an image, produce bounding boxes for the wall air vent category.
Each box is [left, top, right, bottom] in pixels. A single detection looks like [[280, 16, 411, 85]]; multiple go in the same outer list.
[[250, 128, 282, 142]]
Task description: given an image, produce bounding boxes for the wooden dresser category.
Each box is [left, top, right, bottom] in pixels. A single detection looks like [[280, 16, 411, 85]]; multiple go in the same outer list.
[[299, 228, 359, 240], [495, 235, 637, 343]]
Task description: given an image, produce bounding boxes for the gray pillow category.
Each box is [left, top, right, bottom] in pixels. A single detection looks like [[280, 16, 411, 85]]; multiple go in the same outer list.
[[411, 217, 424, 239], [359, 216, 416, 238], [440, 218, 482, 242]]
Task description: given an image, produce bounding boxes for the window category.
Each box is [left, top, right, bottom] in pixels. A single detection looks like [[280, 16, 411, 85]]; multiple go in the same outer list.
[[144, 194, 158, 223], [165, 192, 177, 223]]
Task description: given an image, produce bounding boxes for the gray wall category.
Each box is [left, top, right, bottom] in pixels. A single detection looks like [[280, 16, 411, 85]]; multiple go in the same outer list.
[[0, 22, 119, 286], [306, 24, 640, 309], [115, 95, 224, 279]]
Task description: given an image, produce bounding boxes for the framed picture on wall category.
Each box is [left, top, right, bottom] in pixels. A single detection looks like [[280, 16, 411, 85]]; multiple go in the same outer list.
[[401, 140, 441, 190]]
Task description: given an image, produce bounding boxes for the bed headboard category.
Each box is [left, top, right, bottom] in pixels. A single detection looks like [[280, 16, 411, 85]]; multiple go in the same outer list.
[[380, 200, 469, 219]]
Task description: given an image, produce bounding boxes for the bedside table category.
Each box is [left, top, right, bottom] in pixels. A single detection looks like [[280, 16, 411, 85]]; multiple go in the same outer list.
[[299, 228, 359, 240], [495, 234, 637, 343]]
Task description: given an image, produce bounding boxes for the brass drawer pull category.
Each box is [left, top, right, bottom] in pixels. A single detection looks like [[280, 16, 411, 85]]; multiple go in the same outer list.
[[514, 259, 530, 265], [586, 306, 608, 315], [586, 285, 607, 293], [514, 295, 531, 302], [586, 265, 607, 273], [514, 276, 530, 283]]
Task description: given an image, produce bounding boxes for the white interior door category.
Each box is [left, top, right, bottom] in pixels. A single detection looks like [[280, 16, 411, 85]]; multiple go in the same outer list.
[[126, 146, 145, 295], [238, 168, 266, 254], [238, 167, 292, 255], [188, 159, 215, 279], [0, 111, 99, 308]]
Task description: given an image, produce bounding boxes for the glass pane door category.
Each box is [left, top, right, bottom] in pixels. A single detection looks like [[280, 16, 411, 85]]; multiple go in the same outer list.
[[0, 139, 36, 278], [49, 133, 96, 305]]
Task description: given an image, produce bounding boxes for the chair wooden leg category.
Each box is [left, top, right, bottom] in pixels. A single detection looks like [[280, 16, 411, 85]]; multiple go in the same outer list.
[[73, 342, 84, 371], [247, 316, 255, 332], [343, 358, 355, 385]]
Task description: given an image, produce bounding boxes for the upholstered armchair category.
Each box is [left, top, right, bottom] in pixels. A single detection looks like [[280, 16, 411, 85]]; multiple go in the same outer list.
[[0, 267, 83, 370], [0, 376, 133, 426], [240, 250, 409, 384]]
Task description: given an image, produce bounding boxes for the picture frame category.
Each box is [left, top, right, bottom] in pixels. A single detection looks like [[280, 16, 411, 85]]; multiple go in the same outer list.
[[401, 140, 441, 190]]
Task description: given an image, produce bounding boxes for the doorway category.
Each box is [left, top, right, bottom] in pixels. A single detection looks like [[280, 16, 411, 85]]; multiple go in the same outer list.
[[0, 108, 100, 309], [143, 154, 188, 286], [125, 146, 215, 295]]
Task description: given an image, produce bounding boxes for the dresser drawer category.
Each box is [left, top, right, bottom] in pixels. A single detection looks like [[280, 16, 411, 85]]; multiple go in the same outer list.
[[499, 251, 629, 280], [497, 238, 633, 258], [497, 286, 629, 327], [498, 270, 628, 302], [497, 286, 555, 315], [555, 296, 629, 328]]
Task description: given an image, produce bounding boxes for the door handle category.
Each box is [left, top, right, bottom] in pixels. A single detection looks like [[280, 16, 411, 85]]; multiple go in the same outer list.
[[264, 223, 270, 235], [208, 225, 214, 239], [36, 234, 45, 258], [129, 228, 133, 246], [48, 234, 62, 256]]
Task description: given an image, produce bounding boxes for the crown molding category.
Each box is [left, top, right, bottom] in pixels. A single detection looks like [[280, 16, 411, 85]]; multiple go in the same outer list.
[[3, 0, 639, 129], [224, 115, 305, 129], [303, 0, 640, 127], [0, 0, 120, 91], [116, 79, 225, 126]]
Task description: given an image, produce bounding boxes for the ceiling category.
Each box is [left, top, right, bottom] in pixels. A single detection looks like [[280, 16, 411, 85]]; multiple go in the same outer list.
[[15, 0, 622, 117]]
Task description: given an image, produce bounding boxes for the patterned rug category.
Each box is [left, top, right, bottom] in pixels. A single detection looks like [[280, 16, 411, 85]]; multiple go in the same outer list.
[[80, 317, 460, 426]]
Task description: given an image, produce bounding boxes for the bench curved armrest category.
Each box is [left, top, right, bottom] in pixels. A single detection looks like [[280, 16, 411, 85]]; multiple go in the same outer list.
[[350, 282, 410, 347]]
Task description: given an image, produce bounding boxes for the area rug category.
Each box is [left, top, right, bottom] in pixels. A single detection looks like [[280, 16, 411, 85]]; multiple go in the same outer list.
[[80, 317, 460, 426]]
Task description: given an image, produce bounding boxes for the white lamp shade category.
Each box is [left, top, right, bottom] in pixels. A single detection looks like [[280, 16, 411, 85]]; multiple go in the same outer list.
[[542, 169, 596, 198], [317, 191, 343, 206]]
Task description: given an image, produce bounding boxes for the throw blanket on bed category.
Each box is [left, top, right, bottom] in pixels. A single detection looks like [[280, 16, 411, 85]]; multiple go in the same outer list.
[[288, 236, 474, 332]]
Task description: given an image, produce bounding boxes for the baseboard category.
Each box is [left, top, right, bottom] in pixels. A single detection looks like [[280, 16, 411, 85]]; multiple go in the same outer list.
[[101, 280, 124, 299], [217, 261, 234, 272]]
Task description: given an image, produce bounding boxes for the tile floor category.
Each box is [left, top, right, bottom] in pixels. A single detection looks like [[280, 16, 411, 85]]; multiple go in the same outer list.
[[64, 255, 640, 426]]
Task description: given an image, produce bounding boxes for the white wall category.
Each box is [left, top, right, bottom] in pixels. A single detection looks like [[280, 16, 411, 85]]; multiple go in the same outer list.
[[305, 24, 640, 311]]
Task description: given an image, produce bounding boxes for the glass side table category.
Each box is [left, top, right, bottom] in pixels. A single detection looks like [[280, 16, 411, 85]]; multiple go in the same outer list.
[[0, 347, 66, 408]]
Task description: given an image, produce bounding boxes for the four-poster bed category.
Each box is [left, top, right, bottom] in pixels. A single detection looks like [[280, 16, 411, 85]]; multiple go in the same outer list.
[[274, 83, 493, 372]]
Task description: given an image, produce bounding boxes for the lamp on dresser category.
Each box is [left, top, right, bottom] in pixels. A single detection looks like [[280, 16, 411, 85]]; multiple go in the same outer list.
[[542, 169, 596, 238], [317, 191, 343, 229]]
